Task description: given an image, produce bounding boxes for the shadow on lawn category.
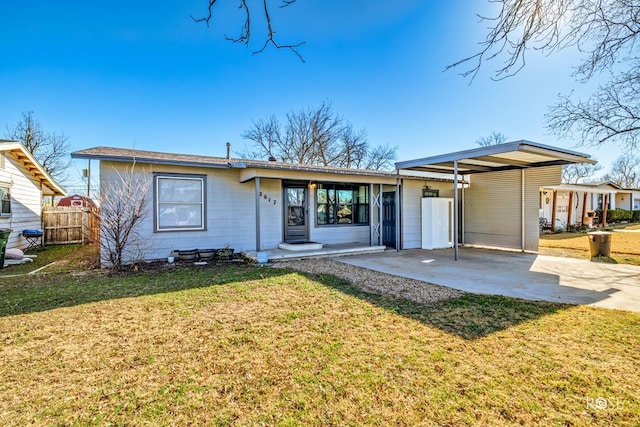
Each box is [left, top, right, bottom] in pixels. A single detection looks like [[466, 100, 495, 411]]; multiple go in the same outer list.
[[0, 263, 294, 318], [0, 252, 567, 340], [294, 270, 568, 340]]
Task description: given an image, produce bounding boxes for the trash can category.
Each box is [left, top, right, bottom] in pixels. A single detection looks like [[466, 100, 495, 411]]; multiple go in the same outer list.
[[587, 231, 613, 257], [0, 229, 11, 269]]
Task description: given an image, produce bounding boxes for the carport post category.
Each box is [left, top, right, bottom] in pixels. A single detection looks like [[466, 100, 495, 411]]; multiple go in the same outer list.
[[255, 177, 261, 251], [395, 176, 401, 252], [461, 175, 465, 245], [453, 160, 459, 261]]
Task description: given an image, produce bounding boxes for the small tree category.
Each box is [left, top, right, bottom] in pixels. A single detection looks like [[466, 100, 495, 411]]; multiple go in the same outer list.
[[99, 163, 150, 269], [476, 131, 507, 147]]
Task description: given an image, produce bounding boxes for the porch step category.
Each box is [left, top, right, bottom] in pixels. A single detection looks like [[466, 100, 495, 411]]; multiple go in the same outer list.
[[247, 245, 387, 262], [278, 241, 323, 251]]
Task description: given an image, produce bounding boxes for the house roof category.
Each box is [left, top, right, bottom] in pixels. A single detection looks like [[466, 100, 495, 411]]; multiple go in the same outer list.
[[541, 184, 631, 194], [0, 140, 66, 196], [71, 146, 449, 182], [395, 140, 596, 175]]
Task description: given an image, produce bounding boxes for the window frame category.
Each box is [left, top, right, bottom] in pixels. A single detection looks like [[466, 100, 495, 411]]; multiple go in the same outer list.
[[315, 183, 369, 227], [0, 183, 11, 218], [153, 173, 207, 232]]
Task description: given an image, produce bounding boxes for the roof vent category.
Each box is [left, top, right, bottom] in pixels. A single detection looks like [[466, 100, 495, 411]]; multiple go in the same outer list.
[[268, 156, 277, 162]]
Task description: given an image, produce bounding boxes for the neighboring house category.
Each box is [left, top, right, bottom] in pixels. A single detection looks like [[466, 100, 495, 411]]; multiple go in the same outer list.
[[0, 140, 66, 250], [540, 181, 637, 229], [72, 141, 593, 266], [57, 194, 98, 209]]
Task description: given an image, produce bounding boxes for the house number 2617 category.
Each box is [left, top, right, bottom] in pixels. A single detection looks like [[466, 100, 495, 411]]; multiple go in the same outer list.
[[259, 191, 277, 205]]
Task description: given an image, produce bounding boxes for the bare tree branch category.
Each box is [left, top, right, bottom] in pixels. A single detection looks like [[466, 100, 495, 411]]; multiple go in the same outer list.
[[561, 162, 602, 184], [192, 0, 305, 61], [99, 162, 151, 269], [449, 0, 640, 82], [452, 1, 640, 152], [5, 111, 72, 183], [547, 69, 640, 150], [476, 131, 508, 146], [241, 102, 397, 170], [602, 154, 640, 187]]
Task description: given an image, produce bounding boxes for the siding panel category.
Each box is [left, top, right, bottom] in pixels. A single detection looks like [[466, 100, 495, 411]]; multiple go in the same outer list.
[[524, 166, 562, 251], [0, 152, 43, 250], [402, 180, 454, 249], [464, 170, 522, 249]]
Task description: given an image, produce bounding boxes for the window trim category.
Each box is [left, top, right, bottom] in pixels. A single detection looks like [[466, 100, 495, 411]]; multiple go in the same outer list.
[[153, 173, 207, 232], [315, 182, 369, 227], [0, 183, 11, 218]]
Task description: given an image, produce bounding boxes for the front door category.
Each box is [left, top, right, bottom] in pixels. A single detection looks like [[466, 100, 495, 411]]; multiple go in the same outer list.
[[284, 186, 308, 242], [382, 191, 396, 248]]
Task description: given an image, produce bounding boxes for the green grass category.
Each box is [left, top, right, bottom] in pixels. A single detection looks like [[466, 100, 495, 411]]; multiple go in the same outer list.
[[540, 223, 640, 265], [0, 245, 638, 425]]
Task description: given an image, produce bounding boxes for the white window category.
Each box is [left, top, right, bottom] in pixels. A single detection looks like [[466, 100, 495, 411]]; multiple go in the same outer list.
[[0, 184, 10, 217], [154, 174, 206, 232]]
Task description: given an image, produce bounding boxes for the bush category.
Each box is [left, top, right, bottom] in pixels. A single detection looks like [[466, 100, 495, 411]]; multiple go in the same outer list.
[[596, 209, 633, 223], [633, 210, 640, 222]]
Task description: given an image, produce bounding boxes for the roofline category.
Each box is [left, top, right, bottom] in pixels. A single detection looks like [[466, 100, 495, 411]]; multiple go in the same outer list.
[[0, 141, 66, 196], [542, 184, 631, 194], [395, 140, 596, 170], [71, 146, 414, 180], [71, 151, 231, 170]]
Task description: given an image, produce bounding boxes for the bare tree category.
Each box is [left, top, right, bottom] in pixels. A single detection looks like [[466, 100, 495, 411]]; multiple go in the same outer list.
[[476, 131, 507, 147], [561, 162, 603, 184], [602, 154, 639, 188], [450, 0, 640, 151], [99, 163, 151, 269], [192, 0, 304, 61], [5, 111, 71, 183], [241, 102, 397, 170]]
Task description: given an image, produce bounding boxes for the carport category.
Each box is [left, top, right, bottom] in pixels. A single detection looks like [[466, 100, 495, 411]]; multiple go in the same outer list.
[[395, 141, 596, 260]]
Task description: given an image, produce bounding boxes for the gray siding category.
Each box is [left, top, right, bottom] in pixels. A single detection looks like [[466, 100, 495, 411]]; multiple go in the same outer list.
[[99, 161, 409, 264], [100, 161, 258, 264], [258, 178, 282, 249], [0, 152, 43, 250], [402, 180, 456, 249]]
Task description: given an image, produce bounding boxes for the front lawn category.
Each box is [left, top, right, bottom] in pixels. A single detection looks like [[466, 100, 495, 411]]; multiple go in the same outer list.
[[0, 248, 638, 425], [540, 224, 640, 265]]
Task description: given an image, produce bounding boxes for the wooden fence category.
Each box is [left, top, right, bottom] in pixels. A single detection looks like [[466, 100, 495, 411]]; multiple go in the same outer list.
[[42, 206, 100, 245]]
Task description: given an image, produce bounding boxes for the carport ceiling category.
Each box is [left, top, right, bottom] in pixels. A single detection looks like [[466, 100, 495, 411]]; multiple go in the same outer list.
[[395, 140, 596, 175]]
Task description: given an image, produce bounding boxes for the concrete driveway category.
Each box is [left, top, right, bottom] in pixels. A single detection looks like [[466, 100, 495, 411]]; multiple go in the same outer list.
[[337, 248, 640, 312]]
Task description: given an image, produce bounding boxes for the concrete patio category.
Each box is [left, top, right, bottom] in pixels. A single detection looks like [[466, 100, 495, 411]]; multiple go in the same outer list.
[[336, 247, 640, 312]]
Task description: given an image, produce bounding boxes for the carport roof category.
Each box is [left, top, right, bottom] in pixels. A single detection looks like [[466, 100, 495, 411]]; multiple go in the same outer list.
[[395, 140, 596, 175]]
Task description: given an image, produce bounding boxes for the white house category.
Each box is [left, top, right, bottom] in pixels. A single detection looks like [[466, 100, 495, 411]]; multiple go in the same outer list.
[[540, 181, 638, 229], [72, 141, 594, 266], [0, 141, 66, 250]]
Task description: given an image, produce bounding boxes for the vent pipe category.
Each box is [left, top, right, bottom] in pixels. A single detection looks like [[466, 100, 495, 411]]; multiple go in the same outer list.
[[226, 142, 231, 159]]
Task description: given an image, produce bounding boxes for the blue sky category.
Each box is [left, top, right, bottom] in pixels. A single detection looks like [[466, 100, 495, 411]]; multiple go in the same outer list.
[[1, 1, 619, 193]]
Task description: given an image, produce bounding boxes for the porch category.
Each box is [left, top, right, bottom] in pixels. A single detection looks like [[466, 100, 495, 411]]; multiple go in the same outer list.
[[246, 243, 387, 261]]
